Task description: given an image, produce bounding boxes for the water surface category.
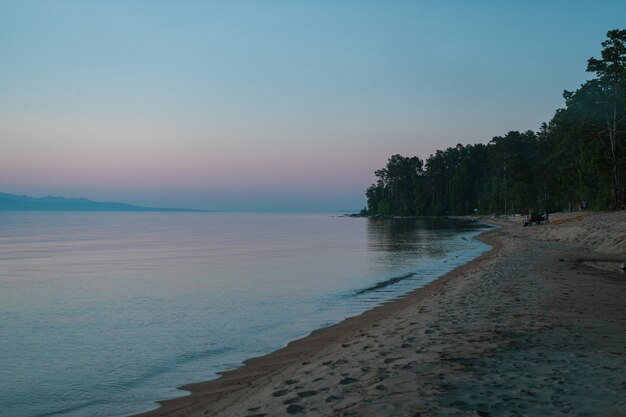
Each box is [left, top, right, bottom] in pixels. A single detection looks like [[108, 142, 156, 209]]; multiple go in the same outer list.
[[0, 212, 490, 417]]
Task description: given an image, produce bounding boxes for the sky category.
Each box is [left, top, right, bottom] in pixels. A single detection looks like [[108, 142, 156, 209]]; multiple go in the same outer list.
[[1, 1, 625, 211]]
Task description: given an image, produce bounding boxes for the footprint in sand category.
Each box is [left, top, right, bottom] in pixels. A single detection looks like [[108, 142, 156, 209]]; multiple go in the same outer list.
[[339, 377, 358, 385], [283, 397, 301, 405], [286, 404, 305, 414]]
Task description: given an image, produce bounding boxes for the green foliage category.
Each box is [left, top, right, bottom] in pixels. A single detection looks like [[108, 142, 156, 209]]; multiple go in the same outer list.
[[366, 154, 423, 215], [366, 29, 626, 215]]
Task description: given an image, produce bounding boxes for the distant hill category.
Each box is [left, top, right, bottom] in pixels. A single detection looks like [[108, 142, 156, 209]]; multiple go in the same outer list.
[[0, 192, 209, 212]]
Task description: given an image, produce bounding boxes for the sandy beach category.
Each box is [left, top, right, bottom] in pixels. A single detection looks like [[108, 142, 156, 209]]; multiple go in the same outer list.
[[135, 211, 626, 417]]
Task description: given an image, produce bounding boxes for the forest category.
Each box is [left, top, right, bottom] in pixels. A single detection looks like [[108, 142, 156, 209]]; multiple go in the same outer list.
[[365, 30, 626, 216]]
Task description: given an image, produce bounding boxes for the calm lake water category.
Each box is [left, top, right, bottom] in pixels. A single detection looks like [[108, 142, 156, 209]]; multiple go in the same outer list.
[[0, 212, 490, 417]]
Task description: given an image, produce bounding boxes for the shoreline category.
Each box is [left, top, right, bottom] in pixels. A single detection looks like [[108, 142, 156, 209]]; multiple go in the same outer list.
[[134, 212, 626, 416], [133, 229, 501, 417]]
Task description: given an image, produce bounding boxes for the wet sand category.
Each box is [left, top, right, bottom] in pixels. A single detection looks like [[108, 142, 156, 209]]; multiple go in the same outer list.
[[135, 212, 626, 417]]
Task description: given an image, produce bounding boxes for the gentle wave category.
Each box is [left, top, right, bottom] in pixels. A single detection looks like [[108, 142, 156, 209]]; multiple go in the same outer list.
[[355, 272, 417, 294], [0, 212, 490, 417]]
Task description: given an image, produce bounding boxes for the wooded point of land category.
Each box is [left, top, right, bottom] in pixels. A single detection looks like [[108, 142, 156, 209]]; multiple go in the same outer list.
[[365, 30, 626, 216]]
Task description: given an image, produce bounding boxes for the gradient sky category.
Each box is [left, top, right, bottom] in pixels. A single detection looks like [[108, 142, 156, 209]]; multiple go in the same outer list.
[[1, 1, 625, 211]]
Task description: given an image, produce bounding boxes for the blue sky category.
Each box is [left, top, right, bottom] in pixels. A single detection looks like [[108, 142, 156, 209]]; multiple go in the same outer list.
[[1, 1, 625, 211]]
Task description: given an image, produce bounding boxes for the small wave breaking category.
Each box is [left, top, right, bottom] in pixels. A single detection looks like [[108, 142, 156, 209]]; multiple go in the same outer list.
[[355, 272, 417, 295]]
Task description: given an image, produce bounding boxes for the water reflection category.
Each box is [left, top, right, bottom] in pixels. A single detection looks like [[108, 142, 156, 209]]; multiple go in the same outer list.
[[366, 217, 486, 265], [0, 212, 490, 417]]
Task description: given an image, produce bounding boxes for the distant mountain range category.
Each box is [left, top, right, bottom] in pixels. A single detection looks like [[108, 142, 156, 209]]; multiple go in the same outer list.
[[0, 192, 209, 212]]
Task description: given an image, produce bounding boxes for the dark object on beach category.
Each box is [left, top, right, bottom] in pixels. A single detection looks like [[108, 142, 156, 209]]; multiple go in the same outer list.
[[524, 211, 549, 227]]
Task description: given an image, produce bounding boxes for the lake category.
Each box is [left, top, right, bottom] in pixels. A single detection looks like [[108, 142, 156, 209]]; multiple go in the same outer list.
[[0, 212, 490, 417]]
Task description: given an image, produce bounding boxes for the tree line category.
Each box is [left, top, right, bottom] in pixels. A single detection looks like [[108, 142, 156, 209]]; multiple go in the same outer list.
[[365, 29, 626, 216]]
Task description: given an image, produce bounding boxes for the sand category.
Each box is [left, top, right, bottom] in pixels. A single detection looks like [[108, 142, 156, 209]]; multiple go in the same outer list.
[[134, 211, 626, 417]]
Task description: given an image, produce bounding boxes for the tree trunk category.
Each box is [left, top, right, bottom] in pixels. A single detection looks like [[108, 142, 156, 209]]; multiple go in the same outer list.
[[607, 101, 620, 207]]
